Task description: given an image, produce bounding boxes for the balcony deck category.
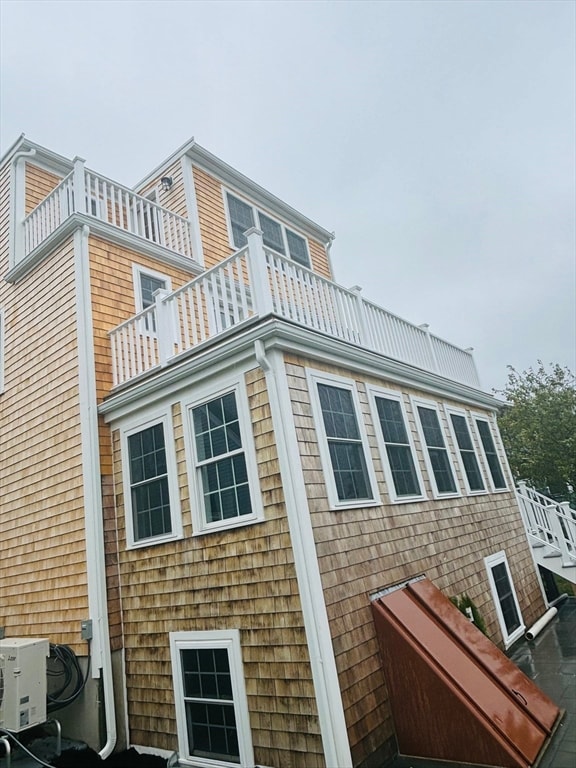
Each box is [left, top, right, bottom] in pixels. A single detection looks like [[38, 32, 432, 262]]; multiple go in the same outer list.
[[109, 228, 482, 391]]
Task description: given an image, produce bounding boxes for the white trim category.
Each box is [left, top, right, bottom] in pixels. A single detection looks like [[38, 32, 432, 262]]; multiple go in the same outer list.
[[0, 307, 5, 394], [306, 368, 380, 510], [73, 224, 117, 757], [411, 395, 460, 499], [443, 405, 488, 496], [120, 408, 183, 549], [182, 157, 205, 267], [472, 412, 509, 492], [256, 345, 353, 767], [367, 386, 427, 504], [484, 551, 525, 648], [169, 629, 255, 768], [181, 374, 264, 535]]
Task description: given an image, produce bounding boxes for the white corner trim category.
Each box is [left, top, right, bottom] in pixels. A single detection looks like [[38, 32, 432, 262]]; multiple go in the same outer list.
[[181, 156, 205, 267], [73, 224, 117, 757], [255, 344, 353, 768]]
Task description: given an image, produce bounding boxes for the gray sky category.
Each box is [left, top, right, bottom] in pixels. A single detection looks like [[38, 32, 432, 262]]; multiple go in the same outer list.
[[1, 0, 574, 394]]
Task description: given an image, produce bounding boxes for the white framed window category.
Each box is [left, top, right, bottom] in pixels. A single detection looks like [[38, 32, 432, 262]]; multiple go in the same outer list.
[[484, 551, 524, 647], [223, 190, 311, 267], [368, 387, 425, 503], [170, 630, 254, 768], [308, 370, 379, 509], [0, 308, 4, 394], [121, 411, 182, 548], [445, 406, 486, 494], [132, 264, 172, 333], [412, 397, 459, 498], [184, 378, 263, 535], [474, 415, 508, 491]]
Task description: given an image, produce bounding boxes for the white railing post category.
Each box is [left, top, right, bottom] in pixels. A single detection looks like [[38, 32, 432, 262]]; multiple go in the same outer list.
[[418, 323, 439, 373], [554, 502, 575, 566], [72, 157, 87, 215], [245, 228, 273, 316], [154, 288, 173, 367], [350, 285, 372, 348]]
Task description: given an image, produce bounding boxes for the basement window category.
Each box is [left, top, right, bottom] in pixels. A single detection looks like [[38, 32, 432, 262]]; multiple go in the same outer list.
[[170, 630, 254, 767], [485, 551, 524, 647]]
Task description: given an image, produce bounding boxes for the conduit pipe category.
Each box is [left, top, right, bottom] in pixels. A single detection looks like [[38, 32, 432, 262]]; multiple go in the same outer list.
[[525, 607, 558, 641]]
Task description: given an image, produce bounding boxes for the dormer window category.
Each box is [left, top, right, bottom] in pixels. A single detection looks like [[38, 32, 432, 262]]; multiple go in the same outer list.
[[225, 192, 310, 268]]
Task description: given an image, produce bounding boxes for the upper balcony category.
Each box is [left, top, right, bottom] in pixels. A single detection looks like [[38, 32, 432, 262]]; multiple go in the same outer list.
[[109, 228, 482, 392], [21, 159, 195, 262]]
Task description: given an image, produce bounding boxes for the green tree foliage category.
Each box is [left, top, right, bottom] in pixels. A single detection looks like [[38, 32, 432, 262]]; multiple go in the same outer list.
[[496, 362, 576, 495]]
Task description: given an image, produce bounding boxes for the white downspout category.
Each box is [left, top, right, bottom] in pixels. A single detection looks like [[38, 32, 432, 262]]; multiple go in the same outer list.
[[254, 340, 353, 768], [74, 224, 117, 758]]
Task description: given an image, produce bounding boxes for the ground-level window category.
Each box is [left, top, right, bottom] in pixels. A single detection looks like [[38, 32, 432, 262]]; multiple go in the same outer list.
[[475, 417, 507, 490], [170, 630, 254, 767], [447, 410, 486, 493], [371, 390, 424, 502], [485, 551, 524, 647], [186, 380, 263, 534], [414, 400, 458, 497], [308, 371, 378, 508], [121, 413, 182, 548]]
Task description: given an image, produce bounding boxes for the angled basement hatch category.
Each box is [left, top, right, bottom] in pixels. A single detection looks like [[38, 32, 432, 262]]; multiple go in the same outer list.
[[371, 578, 561, 768]]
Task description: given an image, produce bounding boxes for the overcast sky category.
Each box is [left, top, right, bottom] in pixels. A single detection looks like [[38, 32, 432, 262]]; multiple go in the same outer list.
[[1, 0, 574, 394]]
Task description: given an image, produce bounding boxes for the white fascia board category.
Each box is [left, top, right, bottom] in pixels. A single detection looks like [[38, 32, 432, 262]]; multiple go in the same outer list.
[[132, 136, 197, 192], [99, 318, 503, 423], [0, 135, 73, 176]]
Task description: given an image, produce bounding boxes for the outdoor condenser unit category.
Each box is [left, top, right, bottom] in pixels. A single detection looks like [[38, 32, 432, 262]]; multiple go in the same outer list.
[[0, 638, 49, 732]]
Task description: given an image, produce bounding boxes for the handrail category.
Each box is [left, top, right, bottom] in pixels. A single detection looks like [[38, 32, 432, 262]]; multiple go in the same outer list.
[[517, 482, 576, 566]]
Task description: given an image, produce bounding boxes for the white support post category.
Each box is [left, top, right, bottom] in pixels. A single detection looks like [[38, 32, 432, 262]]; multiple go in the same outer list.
[[350, 285, 371, 348], [245, 227, 274, 317], [72, 157, 87, 215], [154, 288, 173, 367], [553, 502, 575, 566], [419, 323, 439, 373]]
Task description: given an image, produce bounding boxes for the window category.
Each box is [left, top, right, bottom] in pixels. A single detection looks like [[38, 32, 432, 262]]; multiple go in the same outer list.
[[122, 414, 182, 548], [170, 630, 254, 767], [475, 417, 507, 490], [132, 265, 171, 334], [485, 552, 524, 647], [225, 191, 310, 267], [371, 390, 424, 501], [309, 372, 378, 508], [447, 410, 485, 493], [187, 381, 262, 533], [414, 401, 458, 496]]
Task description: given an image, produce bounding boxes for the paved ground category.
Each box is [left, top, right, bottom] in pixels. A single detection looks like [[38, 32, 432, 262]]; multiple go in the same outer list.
[[387, 596, 576, 768]]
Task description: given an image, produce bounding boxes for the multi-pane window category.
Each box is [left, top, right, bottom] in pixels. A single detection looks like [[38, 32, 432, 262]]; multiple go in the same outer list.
[[181, 647, 239, 761], [416, 405, 457, 495], [140, 273, 166, 310], [225, 191, 311, 267], [449, 413, 485, 492], [192, 392, 252, 525], [133, 266, 170, 334], [374, 396, 421, 499], [128, 423, 172, 541], [476, 418, 507, 490], [317, 383, 373, 502], [170, 630, 254, 767], [485, 552, 524, 646]]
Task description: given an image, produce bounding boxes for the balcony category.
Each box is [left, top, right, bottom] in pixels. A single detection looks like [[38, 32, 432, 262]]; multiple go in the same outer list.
[[109, 228, 481, 390], [22, 159, 195, 260]]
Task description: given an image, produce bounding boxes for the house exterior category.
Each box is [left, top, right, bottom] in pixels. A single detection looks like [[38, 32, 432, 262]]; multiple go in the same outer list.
[[0, 135, 552, 768]]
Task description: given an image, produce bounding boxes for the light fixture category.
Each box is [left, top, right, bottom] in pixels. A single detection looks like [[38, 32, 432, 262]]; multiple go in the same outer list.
[[160, 176, 173, 192]]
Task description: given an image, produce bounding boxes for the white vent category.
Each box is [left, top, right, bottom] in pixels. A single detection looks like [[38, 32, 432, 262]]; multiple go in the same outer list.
[[0, 638, 49, 732]]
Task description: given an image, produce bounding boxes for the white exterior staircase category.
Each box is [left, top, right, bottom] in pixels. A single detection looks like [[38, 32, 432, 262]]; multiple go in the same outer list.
[[516, 482, 576, 584]]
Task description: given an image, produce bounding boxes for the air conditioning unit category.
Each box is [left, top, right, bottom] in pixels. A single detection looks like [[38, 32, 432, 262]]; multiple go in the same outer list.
[[0, 638, 49, 732]]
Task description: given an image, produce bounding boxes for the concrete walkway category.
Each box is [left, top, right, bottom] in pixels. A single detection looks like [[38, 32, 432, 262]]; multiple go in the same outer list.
[[387, 596, 576, 768]]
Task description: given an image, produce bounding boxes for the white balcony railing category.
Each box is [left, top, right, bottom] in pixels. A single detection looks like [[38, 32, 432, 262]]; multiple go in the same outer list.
[[516, 482, 576, 567], [22, 159, 194, 259], [109, 228, 481, 390]]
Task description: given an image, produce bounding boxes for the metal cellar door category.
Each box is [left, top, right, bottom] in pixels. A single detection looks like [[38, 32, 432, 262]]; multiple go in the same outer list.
[[371, 578, 561, 768]]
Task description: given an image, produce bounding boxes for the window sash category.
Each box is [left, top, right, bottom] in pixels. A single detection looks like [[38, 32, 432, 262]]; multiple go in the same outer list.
[[476, 419, 507, 489], [375, 396, 421, 498], [128, 424, 172, 541], [417, 406, 457, 495], [450, 413, 485, 492]]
